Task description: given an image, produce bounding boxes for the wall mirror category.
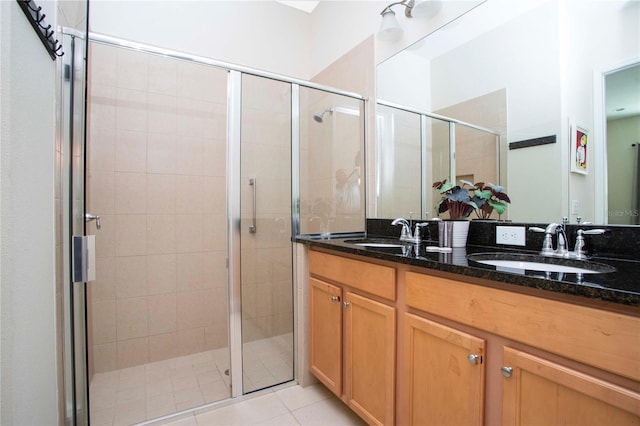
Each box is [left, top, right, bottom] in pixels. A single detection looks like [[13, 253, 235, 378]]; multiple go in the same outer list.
[[375, 0, 639, 225]]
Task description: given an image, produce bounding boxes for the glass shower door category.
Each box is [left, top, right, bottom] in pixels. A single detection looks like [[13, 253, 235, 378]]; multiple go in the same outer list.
[[239, 74, 294, 393], [85, 41, 232, 424]]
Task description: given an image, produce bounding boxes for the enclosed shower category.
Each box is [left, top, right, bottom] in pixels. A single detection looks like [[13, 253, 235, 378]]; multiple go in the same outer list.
[[76, 34, 365, 424]]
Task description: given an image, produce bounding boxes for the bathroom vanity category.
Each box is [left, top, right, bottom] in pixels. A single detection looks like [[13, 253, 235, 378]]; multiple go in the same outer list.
[[298, 226, 640, 425]]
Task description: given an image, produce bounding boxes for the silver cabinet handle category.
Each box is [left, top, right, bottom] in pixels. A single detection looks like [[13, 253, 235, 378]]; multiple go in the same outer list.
[[330, 296, 340, 302], [343, 301, 350, 308], [249, 178, 256, 233], [85, 213, 101, 230], [468, 354, 481, 365], [501, 366, 513, 378]]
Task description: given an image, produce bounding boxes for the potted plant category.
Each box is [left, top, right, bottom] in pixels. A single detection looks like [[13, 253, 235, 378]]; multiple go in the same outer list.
[[432, 179, 478, 247], [432, 179, 478, 220], [466, 181, 511, 219]]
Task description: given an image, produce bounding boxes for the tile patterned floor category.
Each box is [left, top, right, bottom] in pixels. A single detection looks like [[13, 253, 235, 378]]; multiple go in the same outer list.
[[148, 384, 366, 426], [90, 348, 231, 425], [90, 334, 296, 425]]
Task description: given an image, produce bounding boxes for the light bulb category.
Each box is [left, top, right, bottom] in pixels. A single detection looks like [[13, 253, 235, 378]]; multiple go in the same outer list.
[[378, 9, 403, 41]]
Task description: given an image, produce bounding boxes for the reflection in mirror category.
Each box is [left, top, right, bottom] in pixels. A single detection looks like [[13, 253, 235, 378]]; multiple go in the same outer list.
[[376, 101, 501, 219], [376, 104, 423, 219], [606, 63, 640, 225], [376, 0, 640, 225], [299, 88, 365, 235]]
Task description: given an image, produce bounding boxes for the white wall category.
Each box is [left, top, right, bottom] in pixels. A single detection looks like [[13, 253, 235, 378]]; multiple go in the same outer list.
[[89, 1, 482, 81], [377, 51, 431, 110], [89, 0, 315, 79], [90, 0, 378, 80], [0, 1, 60, 423]]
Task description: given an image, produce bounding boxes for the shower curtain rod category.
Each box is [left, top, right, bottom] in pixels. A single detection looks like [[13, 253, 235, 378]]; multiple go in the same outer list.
[[87, 32, 367, 102]]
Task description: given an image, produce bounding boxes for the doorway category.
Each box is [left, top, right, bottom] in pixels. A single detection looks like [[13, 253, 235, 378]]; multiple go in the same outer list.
[[604, 62, 640, 225]]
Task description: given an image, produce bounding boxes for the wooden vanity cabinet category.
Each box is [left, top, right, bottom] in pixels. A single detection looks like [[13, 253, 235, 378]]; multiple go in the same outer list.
[[309, 250, 397, 426], [308, 248, 639, 425], [405, 271, 640, 425]]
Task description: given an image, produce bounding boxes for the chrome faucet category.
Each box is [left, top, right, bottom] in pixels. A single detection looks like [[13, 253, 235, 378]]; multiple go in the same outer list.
[[392, 218, 429, 243], [529, 222, 568, 257], [531, 223, 606, 259], [413, 222, 429, 243], [392, 218, 411, 240]]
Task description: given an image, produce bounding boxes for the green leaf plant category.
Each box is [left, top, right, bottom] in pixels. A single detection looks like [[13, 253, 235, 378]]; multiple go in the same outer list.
[[433, 179, 510, 220], [432, 179, 478, 220], [464, 180, 511, 219]]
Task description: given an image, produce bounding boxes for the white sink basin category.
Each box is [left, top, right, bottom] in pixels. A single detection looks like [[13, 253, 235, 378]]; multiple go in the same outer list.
[[467, 253, 615, 275], [353, 243, 406, 248], [474, 259, 602, 274]]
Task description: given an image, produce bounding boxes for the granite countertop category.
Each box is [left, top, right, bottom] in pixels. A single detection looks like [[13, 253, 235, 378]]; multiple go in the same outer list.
[[296, 234, 640, 308]]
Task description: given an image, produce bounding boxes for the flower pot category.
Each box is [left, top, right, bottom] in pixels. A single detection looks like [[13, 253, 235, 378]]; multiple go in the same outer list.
[[451, 220, 470, 248]]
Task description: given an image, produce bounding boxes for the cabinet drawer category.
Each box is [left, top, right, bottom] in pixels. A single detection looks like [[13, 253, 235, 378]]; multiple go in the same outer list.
[[309, 250, 396, 301], [406, 271, 640, 381]]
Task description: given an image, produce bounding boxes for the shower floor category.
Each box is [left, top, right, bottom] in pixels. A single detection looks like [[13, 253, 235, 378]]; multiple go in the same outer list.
[[89, 333, 293, 425]]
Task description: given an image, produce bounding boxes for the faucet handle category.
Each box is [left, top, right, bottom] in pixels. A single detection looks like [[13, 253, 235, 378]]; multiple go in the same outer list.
[[573, 229, 606, 259], [529, 226, 554, 255], [413, 222, 429, 240], [528, 227, 546, 233], [581, 229, 606, 235]]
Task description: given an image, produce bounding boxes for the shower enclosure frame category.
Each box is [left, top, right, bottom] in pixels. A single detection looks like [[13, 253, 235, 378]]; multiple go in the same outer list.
[[64, 30, 367, 423]]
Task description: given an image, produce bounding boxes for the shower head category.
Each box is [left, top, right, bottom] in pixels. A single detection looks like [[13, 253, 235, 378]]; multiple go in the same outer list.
[[313, 107, 334, 123]]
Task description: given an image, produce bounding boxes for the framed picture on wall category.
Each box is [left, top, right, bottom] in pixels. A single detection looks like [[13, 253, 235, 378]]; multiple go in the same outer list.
[[571, 124, 589, 175]]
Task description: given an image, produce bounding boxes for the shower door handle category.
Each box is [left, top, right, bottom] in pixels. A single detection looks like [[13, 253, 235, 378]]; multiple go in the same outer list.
[[85, 213, 101, 230], [249, 178, 257, 233]]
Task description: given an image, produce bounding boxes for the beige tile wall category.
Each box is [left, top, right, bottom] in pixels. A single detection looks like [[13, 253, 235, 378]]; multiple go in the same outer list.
[[86, 43, 229, 374]]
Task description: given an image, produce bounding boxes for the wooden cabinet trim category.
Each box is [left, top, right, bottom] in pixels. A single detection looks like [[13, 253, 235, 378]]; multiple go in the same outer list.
[[405, 271, 640, 381], [309, 250, 396, 301]]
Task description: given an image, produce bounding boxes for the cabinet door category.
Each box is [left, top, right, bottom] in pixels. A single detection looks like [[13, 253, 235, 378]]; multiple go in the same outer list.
[[402, 313, 486, 426], [502, 347, 640, 425], [309, 278, 343, 397], [344, 291, 396, 426]]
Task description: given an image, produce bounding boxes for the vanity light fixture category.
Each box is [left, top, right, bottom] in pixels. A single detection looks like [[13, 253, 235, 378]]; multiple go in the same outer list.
[[378, 0, 414, 41], [377, 0, 443, 41]]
